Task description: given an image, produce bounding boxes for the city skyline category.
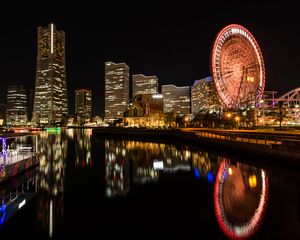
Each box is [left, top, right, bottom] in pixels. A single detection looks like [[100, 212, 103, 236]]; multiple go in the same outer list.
[[0, 5, 299, 116]]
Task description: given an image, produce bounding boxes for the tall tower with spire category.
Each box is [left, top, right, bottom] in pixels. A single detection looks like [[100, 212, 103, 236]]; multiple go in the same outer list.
[[32, 23, 68, 125]]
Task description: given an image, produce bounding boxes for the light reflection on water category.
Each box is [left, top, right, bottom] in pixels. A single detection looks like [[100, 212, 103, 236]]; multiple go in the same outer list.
[[214, 159, 268, 239], [104, 139, 222, 197], [37, 131, 66, 238], [1, 130, 300, 239], [104, 139, 269, 239]]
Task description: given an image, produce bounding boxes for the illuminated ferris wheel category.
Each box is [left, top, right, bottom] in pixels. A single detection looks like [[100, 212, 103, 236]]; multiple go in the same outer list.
[[211, 24, 265, 109]]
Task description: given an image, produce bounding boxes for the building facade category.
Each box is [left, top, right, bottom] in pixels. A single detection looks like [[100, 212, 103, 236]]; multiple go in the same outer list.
[[162, 85, 191, 115], [105, 62, 129, 120], [132, 74, 158, 98], [126, 94, 164, 127], [191, 76, 220, 114], [75, 89, 92, 121], [6, 85, 27, 126], [32, 23, 68, 125], [0, 103, 6, 126]]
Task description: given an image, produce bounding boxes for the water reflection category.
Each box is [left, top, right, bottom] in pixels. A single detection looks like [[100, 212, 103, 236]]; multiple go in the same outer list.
[[66, 128, 92, 167], [105, 140, 220, 196], [0, 131, 284, 239], [105, 140, 130, 197], [37, 131, 66, 238], [214, 159, 268, 239], [105, 139, 270, 238], [0, 167, 38, 226]]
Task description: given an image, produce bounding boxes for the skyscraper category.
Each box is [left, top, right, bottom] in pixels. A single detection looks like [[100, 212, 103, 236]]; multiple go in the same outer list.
[[6, 85, 27, 126], [32, 23, 68, 125], [27, 88, 34, 122], [75, 89, 92, 119], [132, 74, 158, 97], [105, 62, 129, 120], [191, 76, 220, 114], [162, 84, 191, 115]]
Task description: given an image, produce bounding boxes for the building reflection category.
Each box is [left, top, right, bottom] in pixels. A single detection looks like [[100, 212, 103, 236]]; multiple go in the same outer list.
[[105, 140, 202, 197], [105, 140, 130, 198], [125, 141, 192, 183], [65, 128, 74, 140], [192, 151, 220, 183], [74, 129, 92, 167], [0, 167, 38, 226], [37, 131, 66, 238], [214, 159, 268, 239]]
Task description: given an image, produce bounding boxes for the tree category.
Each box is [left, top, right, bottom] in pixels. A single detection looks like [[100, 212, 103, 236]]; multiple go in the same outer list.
[[164, 112, 175, 127], [175, 115, 184, 127], [270, 102, 288, 130]]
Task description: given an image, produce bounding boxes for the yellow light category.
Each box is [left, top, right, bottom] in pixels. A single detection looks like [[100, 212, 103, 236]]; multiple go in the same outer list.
[[248, 175, 257, 188], [235, 116, 240, 121], [228, 167, 233, 175], [227, 113, 231, 118], [50, 23, 54, 54], [247, 76, 254, 82]]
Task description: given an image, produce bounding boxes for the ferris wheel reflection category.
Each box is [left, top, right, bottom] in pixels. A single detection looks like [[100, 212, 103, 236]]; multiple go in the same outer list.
[[214, 159, 268, 239]]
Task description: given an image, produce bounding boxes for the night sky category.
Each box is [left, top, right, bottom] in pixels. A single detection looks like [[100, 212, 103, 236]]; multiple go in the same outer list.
[[0, 4, 299, 116]]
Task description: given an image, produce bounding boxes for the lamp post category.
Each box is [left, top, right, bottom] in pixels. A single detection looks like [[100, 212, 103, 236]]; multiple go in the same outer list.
[[235, 116, 240, 128], [226, 112, 232, 128], [184, 116, 188, 128]]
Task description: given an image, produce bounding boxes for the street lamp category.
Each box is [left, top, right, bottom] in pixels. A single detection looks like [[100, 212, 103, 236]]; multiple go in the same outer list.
[[235, 116, 240, 128], [225, 112, 232, 129], [184, 116, 188, 128]]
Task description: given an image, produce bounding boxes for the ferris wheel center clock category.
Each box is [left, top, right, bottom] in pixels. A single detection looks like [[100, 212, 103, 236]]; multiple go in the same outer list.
[[211, 24, 265, 109]]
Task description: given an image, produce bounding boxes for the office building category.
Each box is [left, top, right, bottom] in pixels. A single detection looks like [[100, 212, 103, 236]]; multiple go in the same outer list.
[[105, 62, 129, 120], [162, 84, 191, 115], [75, 89, 92, 120], [191, 76, 220, 114], [32, 23, 68, 125], [132, 74, 158, 97], [6, 85, 27, 125]]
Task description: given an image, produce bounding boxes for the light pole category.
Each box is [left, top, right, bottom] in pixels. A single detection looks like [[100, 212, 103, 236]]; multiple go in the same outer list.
[[235, 116, 240, 128], [184, 116, 188, 128]]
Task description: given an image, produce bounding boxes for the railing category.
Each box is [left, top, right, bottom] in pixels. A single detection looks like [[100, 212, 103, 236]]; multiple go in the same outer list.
[[0, 150, 35, 167], [181, 128, 300, 150]]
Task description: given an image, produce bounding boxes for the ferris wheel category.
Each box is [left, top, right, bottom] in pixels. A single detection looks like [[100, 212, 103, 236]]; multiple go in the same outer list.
[[211, 24, 265, 109]]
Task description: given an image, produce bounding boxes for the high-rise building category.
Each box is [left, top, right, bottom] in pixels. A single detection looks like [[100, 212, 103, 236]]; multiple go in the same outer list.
[[191, 76, 220, 114], [27, 88, 34, 122], [0, 103, 6, 126], [6, 85, 27, 126], [105, 62, 129, 120], [132, 74, 158, 97], [162, 85, 191, 115], [32, 23, 68, 125], [75, 89, 92, 119]]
